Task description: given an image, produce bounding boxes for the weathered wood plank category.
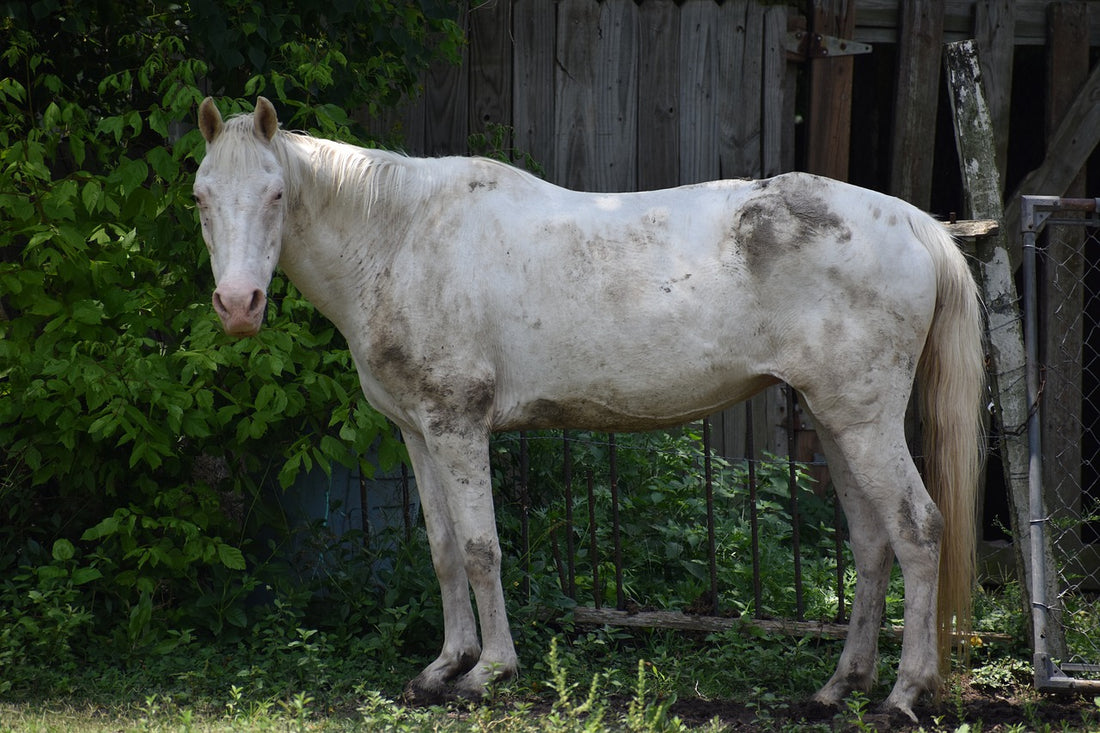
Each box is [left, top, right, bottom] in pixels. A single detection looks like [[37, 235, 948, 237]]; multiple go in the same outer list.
[[974, 0, 1016, 185], [468, 0, 512, 143], [678, 0, 721, 184], [944, 38, 1065, 659], [555, 0, 602, 191], [761, 4, 788, 178], [944, 219, 999, 238], [718, 0, 761, 179], [418, 5, 469, 156], [806, 0, 856, 180], [513, 0, 557, 179], [855, 0, 1100, 46], [593, 0, 639, 192], [889, 0, 944, 209], [637, 1, 680, 190]]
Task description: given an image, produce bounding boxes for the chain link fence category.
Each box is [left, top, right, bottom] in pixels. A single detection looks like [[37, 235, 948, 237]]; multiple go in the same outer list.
[[1021, 195, 1100, 692]]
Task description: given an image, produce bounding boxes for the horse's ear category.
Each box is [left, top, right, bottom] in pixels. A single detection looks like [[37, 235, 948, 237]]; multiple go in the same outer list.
[[254, 96, 279, 143], [198, 97, 223, 143]]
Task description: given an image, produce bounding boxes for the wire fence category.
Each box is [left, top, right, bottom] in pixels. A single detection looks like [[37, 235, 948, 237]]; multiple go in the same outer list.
[[1021, 195, 1100, 692]]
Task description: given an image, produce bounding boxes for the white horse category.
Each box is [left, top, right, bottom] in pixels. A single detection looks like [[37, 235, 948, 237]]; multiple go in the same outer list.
[[193, 97, 983, 720]]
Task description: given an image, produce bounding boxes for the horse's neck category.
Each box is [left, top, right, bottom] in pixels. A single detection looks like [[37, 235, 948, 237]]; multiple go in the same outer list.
[[277, 138, 409, 315]]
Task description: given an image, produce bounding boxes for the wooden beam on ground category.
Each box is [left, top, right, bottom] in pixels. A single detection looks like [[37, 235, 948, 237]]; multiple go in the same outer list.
[[889, 0, 944, 209], [944, 39, 1065, 659], [571, 607, 1014, 643]]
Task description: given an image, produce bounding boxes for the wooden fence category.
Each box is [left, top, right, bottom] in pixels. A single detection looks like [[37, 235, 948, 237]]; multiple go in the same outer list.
[[374, 0, 789, 190]]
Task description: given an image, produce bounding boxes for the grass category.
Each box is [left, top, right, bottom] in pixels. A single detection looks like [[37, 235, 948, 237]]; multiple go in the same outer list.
[[4, 430, 1098, 731], [2, 618, 1097, 732]]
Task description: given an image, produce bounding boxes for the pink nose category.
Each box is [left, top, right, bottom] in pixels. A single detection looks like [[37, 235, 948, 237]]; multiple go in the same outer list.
[[212, 286, 267, 337]]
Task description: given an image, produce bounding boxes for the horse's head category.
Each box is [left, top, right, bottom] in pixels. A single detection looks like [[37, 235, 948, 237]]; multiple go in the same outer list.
[[193, 96, 286, 337]]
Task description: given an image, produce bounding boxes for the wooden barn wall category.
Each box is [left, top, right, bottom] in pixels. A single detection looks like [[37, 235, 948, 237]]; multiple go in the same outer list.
[[382, 0, 790, 190]]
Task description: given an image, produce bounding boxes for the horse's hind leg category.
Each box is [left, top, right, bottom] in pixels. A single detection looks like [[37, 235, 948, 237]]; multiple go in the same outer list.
[[811, 427, 894, 705], [806, 406, 942, 721]]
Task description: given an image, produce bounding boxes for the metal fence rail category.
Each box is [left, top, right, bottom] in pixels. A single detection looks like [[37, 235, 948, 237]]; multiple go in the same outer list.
[[1021, 195, 1100, 693]]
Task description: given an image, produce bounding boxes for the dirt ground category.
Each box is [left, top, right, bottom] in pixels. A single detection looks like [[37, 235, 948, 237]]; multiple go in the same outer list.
[[665, 683, 1098, 731]]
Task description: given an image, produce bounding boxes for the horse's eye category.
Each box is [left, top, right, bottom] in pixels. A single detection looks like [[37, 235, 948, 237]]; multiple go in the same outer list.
[[273, 191, 283, 201]]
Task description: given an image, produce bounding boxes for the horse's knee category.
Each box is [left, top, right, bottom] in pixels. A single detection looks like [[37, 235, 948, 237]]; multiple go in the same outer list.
[[895, 493, 943, 560], [463, 536, 501, 582]]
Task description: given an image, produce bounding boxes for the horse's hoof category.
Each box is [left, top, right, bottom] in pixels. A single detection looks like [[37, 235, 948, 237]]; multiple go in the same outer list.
[[403, 677, 452, 707], [875, 701, 920, 725]]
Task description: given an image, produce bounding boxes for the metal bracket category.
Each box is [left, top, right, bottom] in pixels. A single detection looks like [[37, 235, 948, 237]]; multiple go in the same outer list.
[[786, 31, 872, 60], [1020, 195, 1100, 233]]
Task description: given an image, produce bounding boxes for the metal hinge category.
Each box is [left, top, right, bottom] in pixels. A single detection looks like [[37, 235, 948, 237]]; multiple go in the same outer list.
[[786, 31, 872, 60]]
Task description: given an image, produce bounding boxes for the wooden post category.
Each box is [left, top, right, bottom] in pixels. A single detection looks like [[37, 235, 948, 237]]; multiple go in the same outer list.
[[944, 40, 1065, 658], [889, 0, 944, 209], [973, 0, 1016, 184], [792, 0, 855, 486], [805, 0, 856, 180]]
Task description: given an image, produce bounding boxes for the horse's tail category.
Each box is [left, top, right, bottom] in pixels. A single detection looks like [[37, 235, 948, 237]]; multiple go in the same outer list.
[[912, 215, 985, 669]]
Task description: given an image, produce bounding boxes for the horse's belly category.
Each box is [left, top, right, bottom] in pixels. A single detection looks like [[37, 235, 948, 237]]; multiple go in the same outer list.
[[492, 371, 780, 433]]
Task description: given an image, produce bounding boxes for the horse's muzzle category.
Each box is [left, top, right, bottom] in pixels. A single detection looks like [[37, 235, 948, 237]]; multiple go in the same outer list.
[[212, 285, 266, 337]]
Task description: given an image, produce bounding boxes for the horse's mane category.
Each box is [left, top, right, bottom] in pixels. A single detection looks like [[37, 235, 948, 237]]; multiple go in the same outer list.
[[209, 113, 537, 218]]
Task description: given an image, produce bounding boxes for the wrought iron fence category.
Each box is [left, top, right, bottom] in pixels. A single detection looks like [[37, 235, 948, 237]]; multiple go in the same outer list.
[[1021, 195, 1100, 693], [487, 401, 857, 637]]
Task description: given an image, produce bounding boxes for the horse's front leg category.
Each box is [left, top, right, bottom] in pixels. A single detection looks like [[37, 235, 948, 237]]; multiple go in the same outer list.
[[406, 424, 519, 702], [402, 431, 483, 705]]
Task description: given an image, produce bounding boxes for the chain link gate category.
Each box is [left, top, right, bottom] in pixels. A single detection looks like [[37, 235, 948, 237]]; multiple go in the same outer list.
[[1021, 195, 1100, 692]]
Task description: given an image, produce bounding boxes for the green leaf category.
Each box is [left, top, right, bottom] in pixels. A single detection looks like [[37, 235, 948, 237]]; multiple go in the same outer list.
[[70, 299, 105, 325], [128, 593, 153, 640], [224, 605, 248, 629], [147, 146, 178, 181], [81, 180, 102, 213], [71, 567, 103, 585], [216, 543, 246, 570], [51, 538, 75, 562], [81, 515, 120, 541]]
